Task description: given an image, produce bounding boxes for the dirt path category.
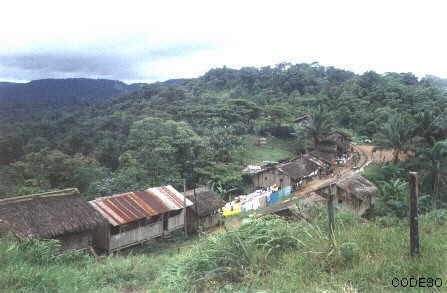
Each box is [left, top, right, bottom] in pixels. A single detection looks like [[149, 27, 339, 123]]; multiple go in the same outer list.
[[355, 144, 410, 162], [222, 144, 404, 225], [292, 143, 369, 196]]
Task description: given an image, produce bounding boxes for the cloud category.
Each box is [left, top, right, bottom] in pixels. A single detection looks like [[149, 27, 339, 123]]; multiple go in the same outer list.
[[0, 38, 215, 82], [1, 0, 447, 82]]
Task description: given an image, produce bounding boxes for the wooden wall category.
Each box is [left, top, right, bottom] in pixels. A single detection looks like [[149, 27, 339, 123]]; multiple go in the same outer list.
[[93, 210, 188, 252], [109, 221, 163, 251], [167, 209, 185, 232], [252, 169, 291, 189]]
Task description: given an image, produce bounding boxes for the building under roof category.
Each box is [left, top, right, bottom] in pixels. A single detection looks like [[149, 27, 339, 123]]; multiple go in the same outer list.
[[89, 185, 193, 252], [278, 158, 319, 181], [315, 174, 377, 215], [184, 187, 225, 232], [0, 188, 104, 251], [245, 157, 320, 190]]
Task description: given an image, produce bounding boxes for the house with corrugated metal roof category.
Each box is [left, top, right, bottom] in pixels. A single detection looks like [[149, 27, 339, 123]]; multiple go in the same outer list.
[[89, 185, 193, 253]]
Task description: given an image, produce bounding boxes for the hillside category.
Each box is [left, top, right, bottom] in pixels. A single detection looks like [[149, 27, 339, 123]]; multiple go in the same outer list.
[[1, 209, 446, 292], [0, 78, 145, 119], [0, 63, 446, 200], [0, 62, 447, 293]]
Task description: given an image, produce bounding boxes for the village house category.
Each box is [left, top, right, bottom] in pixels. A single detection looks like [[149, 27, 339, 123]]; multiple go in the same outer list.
[[244, 157, 320, 190], [325, 130, 352, 155], [89, 185, 193, 253], [0, 188, 104, 251], [315, 174, 377, 215], [305, 130, 353, 168], [184, 186, 224, 232]]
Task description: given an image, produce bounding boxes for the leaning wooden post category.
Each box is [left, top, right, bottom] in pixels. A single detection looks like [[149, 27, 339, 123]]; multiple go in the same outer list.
[[409, 172, 420, 256], [183, 179, 188, 238], [327, 183, 336, 249]]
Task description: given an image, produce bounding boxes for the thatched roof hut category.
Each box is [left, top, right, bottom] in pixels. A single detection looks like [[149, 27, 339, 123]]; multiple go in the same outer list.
[[278, 158, 319, 180], [0, 188, 103, 239], [184, 187, 224, 231], [184, 187, 224, 217], [309, 150, 337, 164], [336, 174, 378, 201], [314, 174, 377, 215]]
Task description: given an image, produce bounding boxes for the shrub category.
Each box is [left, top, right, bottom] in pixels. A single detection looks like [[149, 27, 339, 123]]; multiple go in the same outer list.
[[158, 216, 322, 292], [420, 209, 447, 225]]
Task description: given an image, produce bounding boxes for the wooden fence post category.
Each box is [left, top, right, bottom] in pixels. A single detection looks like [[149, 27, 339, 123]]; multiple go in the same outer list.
[[327, 183, 335, 249], [409, 172, 420, 256], [184, 179, 188, 238]]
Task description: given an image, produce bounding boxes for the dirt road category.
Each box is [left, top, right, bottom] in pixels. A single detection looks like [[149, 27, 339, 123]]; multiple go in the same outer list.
[[355, 144, 409, 162], [223, 144, 404, 224]]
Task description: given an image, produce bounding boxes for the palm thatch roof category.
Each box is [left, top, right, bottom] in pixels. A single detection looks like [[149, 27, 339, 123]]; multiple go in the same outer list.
[[309, 150, 337, 163], [0, 188, 104, 239], [278, 158, 318, 180], [184, 187, 224, 217], [336, 174, 378, 200]]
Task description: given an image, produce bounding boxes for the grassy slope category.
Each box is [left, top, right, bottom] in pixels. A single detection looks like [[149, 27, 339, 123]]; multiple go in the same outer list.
[[0, 234, 198, 293], [236, 135, 296, 165], [254, 218, 447, 292], [1, 211, 446, 293]]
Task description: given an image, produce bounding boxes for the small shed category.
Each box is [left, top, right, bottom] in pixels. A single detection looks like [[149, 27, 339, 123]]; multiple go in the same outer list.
[[308, 150, 338, 166], [248, 157, 319, 189], [325, 130, 352, 154], [278, 158, 320, 186], [184, 187, 225, 232], [89, 185, 193, 253], [0, 188, 104, 251], [315, 174, 377, 215]]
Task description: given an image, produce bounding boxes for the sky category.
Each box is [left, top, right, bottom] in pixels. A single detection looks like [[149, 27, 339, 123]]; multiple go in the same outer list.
[[0, 0, 446, 84]]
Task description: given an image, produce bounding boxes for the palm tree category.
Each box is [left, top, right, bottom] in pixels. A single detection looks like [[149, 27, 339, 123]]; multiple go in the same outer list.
[[302, 106, 333, 148], [417, 140, 447, 208], [373, 114, 415, 164], [414, 111, 444, 147]]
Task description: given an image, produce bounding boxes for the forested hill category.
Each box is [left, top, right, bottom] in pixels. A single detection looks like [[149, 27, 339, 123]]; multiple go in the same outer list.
[[0, 78, 145, 112], [1, 62, 446, 199]]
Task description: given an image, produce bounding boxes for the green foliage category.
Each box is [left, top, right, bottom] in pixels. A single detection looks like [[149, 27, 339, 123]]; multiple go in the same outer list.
[[158, 216, 322, 292], [374, 179, 409, 218], [373, 114, 416, 163], [1, 62, 447, 203], [235, 135, 295, 164], [1, 210, 447, 292], [420, 208, 447, 225], [0, 236, 173, 293], [300, 105, 334, 148]]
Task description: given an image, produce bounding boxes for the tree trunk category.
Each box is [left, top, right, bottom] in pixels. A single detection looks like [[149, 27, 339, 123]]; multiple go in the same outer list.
[[393, 150, 400, 164]]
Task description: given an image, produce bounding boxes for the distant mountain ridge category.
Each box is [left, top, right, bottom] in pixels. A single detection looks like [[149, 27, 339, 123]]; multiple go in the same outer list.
[[0, 78, 145, 104]]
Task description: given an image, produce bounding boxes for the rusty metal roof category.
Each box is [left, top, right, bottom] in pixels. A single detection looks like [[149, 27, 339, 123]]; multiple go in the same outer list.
[[89, 185, 193, 226]]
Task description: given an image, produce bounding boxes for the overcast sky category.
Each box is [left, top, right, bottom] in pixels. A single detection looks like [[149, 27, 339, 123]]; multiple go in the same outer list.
[[1, 0, 446, 83]]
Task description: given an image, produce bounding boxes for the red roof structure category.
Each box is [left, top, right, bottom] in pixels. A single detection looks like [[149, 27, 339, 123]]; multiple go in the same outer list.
[[89, 185, 193, 226]]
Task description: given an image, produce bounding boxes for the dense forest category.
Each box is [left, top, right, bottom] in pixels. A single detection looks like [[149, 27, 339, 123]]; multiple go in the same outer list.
[[1, 62, 447, 215]]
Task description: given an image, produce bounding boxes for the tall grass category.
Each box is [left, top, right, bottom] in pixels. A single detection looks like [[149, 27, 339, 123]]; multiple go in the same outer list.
[[157, 215, 326, 292], [1, 209, 446, 292], [0, 234, 173, 293]]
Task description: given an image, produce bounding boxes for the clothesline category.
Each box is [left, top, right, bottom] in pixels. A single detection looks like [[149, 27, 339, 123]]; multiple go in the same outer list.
[[222, 184, 292, 216]]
